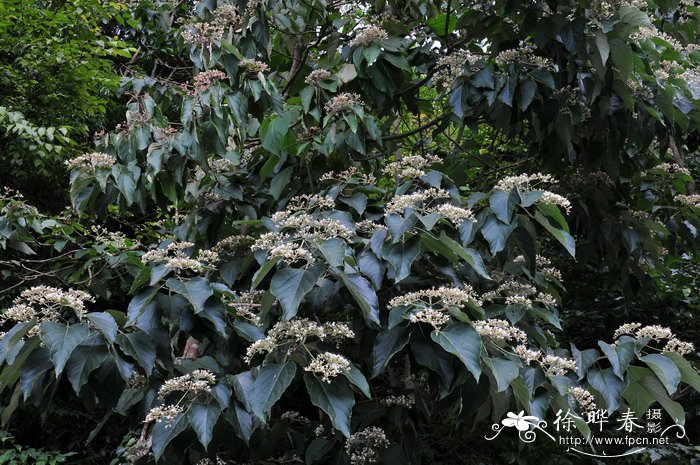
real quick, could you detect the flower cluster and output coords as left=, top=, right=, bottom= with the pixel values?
left=495, top=45, right=554, bottom=69
left=90, top=225, right=138, bottom=250
left=239, top=59, right=270, bottom=74
left=196, top=458, right=227, bottom=465
left=434, top=49, right=479, bottom=85
left=675, top=194, right=700, bottom=208
left=65, top=152, right=116, bottom=171
left=349, top=26, right=388, bottom=47
left=182, top=21, right=225, bottom=45
left=541, top=354, right=577, bottom=376
left=228, top=290, right=264, bottom=325
left=305, top=69, right=331, bottom=85
left=212, top=234, right=254, bottom=253
left=386, top=188, right=451, bottom=215
left=384, top=153, right=441, bottom=179
left=320, top=166, right=377, bottom=184
left=473, top=319, right=527, bottom=343
left=567, top=386, right=597, bottom=412
left=355, top=220, right=387, bottom=233
left=613, top=323, right=695, bottom=355
left=482, top=280, right=557, bottom=309
left=381, top=394, right=415, bottom=408
left=1, top=286, right=95, bottom=327
left=324, top=93, right=363, bottom=114
left=345, top=427, right=390, bottom=465
left=391, top=286, right=482, bottom=330
left=514, top=345, right=542, bottom=364
left=144, top=404, right=183, bottom=425
left=192, top=70, right=227, bottom=94
left=280, top=410, right=311, bottom=425
left=654, top=163, right=691, bottom=176
left=494, top=173, right=556, bottom=191
left=304, top=352, right=351, bottom=382
left=141, top=242, right=218, bottom=273
left=245, top=319, right=354, bottom=362
left=158, top=370, right=217, bottom=398
left=513, top=255, right=562, bottom=281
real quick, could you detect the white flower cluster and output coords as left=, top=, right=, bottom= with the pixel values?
left=513, top=255, right=562, bottom=281
left=305, top=69, right=331, bottom=85
left=539, top=191, right=572, bottom=213
left=228, top=290, right=264, bottom=325
left=392, top=286, right=482, bottom=330
left=675, top=194, right=700, bottom=208
left=381, top=394, right=415, bottom=408
left=654, top=163, right=691, bottom=176
left=245, top=319, right=354, bottom=363
left=345, top=427, right=390, bottom=465
left=434, top=203, right=476, bottom=226
left=631, top=27, right=684, bottom=51
left=196, top=457, right=227, bottom=465
left=65, top=152, right=116, bottom=171
left=280, top=410, right=311, bottom=425
left=287, top=194, right=336, bottom=211
left=613, top=323, right=694, bottom=355
left=384, top=153, right=441, bottom=180
left=385, top=188, right=451, bottom=215
left=1, top=286, right=95, bottom=328
left=541, top=354, right=577, bottom=376
left=268, top=241, right=316, bottom=265
left=495, top=45, right=554, bottom=69
left=494, top=173, right=557, bottom=191
left=182, top=21, right=225, bottom=45
left=473, top=319, right=527, bottom=343
left=158, top=370, right=217, bottom=398
left=325, top=93, right=363, bottom=114
left=304, top=352, right=351, bottom=382
left=349, top=26, right=388, bottom=47
left=212, top=234, right=254, bottom=253
left=355, top=220, right=387, bottom=233
left=144, top=404, right=184, bottom=425
left=91, top=225, right=138, bottom=250
left=513, top=345, right=542, bottom=364
left=390, top=285, right=482, bottom=308
left=320, top=166, right=376, bottom=184
left=434, top=49, right=479, bottom=85
left=482, top=280, right=557, bottom=309
left=141, top=242, right=218, bottom=273
left=567, top=386, right=597, bottom=412
left=192, top=70, right=227, bottom=93
left=239, top=59, right=270, bottom=74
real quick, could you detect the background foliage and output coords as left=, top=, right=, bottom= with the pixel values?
left=0, top=0, right=699, bottom=463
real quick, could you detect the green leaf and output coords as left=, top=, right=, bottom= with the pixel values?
left=571, top=344, right=599, bottom=381
left=270, top=265, right=322, bottom=320
left=431, top=323, right=482, bottom=380
left=304, top=373, right=355, bottom=437
left=609, top=39, right=634, bottom=81
left=86, top=313, right=118, bottom=344
left=344, top=363, right=371, bottom=398
left=438, top=232, right=490, bottom=279
left=480, top=215, right=517, bottom=255
left=188, top=402, right=222, bottom=448
left=40, top=322, right=90, bottom=376
left=638, top=374, right=685, bottom=425
left=588, top=367, right=625, bottom=412
left=252, top=256, right=281, bottom=289
left=486, top=357, right=519, bottom=392
left=337, top=272, right=380, bottom=325
left=250, top=363, right=297, bottom=420
left=166, top=277, right=213, bottom=313
left=151, top=413, right=188, bottom=460
left=640, top=354, right=681, bottom=396
left=270, top=166, right=293, bottom=200
left=261, top=112, right=291, bottom=154
left=117, top=330, right=157, bottom=376
left=65, top=342, right=109, bottom=394
left=664, top=352, right=700, bottom=391
left=426, top=14, right=457, bottom=35
left=534, top=210, right=575, bottom=257
left=622, top=378, right=655, bottom=419
left=383, top=236, right=420, bottom=283
left=598, top=340, right=634, bottom=379
left=371, top=327, right=410, bottom=378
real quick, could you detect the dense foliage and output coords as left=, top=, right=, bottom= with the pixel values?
left=1, top=0, right=699, bottom=463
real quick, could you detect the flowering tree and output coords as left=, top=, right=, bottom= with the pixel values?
left=1, top=0, right=699, bottom=462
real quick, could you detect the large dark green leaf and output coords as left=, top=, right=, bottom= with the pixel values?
left=65, top=340, right=109, bottom=394
left=430, top=324, right=482, bottom=380
left=588, top=367, right=625, bottom=412
left=250, top=363, right=297, bottom=420
left=151, top=413, right=188, bottom=460
left=189, top=402, right=222, bottom=449
left=116, top=330, right=157, bottom=376
left=40, top=322, right=90, bottom=376
left=270, top=265, right=322, bottom=320
left=371, top=327, right=410, bottom=378
left=304, top=373, right=355, bottom=437
left=640, top=354, right=681, bottom=396
left=166, top=277, right=213, bottom=313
